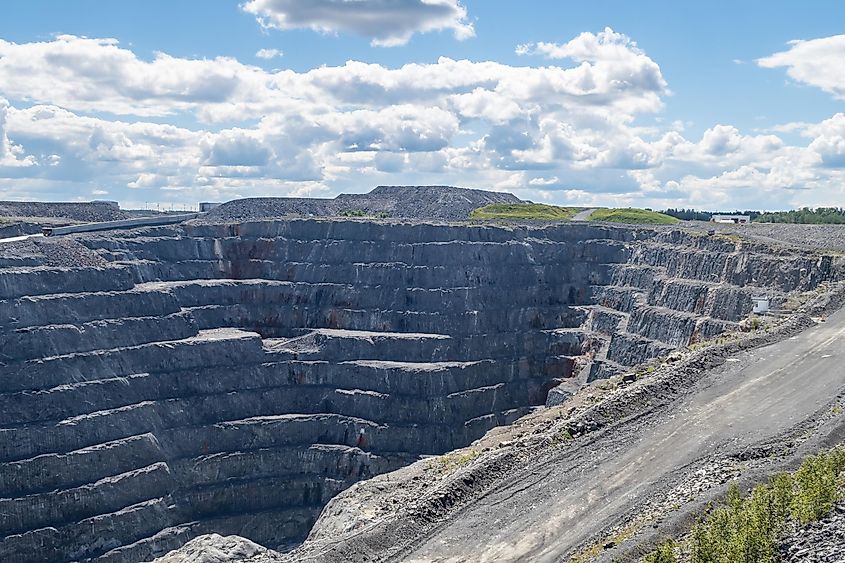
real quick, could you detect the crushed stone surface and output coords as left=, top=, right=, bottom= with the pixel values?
left=780, top=503, right=845, bottom=563
left=682, top=221, right=845, bottom=252
left=0, top=201, right=128, bottom=222
left=201, top=185, right=520, bottom=222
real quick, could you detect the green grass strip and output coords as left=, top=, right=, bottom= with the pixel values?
left=589, top=208, right=680, bottom=225
left=468, top=203, right=577, bottom=220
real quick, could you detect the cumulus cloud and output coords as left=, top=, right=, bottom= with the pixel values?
left=0, top=36, right=270, bottom=117
left=241, top=0, right=474, bottom=47
left=699, top=125, right=743, bottom=156
left=1, top=29, right=844, bottom=210
left=328, top=105, right=459, bottom=152
left=0, top=34, right=665, bottom=121
left=202, top=130, right=273, bottom=166
left=758, top=34, right=845, bottom=99
left=0, top=99, right=8, bottom=159
left=516, top=28, right=666, bottom=94
left=0, top=98, right=35, bottom=167
left=255, top=48, right=283, bottom=59
left=806, top=113, right=845, bottom=168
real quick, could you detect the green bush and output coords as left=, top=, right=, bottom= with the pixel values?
left=644, top=539, right=676, bottom=562
left=338, top=209, right=389, bottom=219
left=791, top=450, right=845, bottom=524
left=683, top=448, right=845, bottom=563
left=339, top=209, right=368, bottom=217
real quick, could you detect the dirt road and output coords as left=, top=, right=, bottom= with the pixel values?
left=398, top=308, right=845, bottom=562
left=570, top=209, right=595, bottom=221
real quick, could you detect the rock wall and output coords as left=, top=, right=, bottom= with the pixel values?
left=0, top=219, right=838, bottom=562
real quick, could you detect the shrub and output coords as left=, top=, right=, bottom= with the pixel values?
left=742, top=315, right=762, bottom=331
left=338, top=209, right=389, bottom=219
left=644, top=539, right=676, bottom=563
left=684, top=447, right=845, bottom=563
left=434, top=449, right=480, bottom=473
left=791, top=451, right=843, bottom=524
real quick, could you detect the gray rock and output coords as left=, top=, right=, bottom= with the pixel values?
left=203, top=185, right=521, bottom=222
left=151, top=534, right=269, bottom=563
left=0, top=217, right=840, bottom=562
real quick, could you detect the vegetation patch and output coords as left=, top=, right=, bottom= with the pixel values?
left=338, top=209, right=389, bottom=219
left=433, top=449, right=481, bottom=474
left=643, top=446, right=845, bottom=563
left=589, top=208, right=680, bottom=225
left=756, top=207, right=845, bottom=224
left=469, top=203, right=577, bottom=221
left=661, top=207, right=845, bottom=224
left=552, top=428, right=574, bottom=444
left=740, top=315, right=764, bottom=332
left=571, top=520, right=644, bottom=563
left=644, top=540, right=676, bottom=563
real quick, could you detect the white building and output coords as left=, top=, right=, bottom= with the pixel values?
left=711, top=214, right=750, bottom=224
left=752, top=296, right=770, bottom=314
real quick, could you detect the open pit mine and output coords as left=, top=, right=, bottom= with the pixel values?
left=0, top=187, right=843, bottom=563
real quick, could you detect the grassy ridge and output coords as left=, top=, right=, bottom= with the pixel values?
left=589, top=208, right=680, bottom=225
left=468, top=203, right=577, bottom=220
left=645, top=446, right=845, bottom=563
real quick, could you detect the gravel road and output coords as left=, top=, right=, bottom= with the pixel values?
left=571, top=208, right=596, bottom=221
left=392, top=306, right=845, bottom=561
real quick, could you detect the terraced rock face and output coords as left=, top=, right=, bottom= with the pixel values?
left=0, top=219, right=838, bottom=563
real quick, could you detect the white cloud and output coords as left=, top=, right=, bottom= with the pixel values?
left=0, top=98, right=9, bottom=160
left=448, top=88, right=522, bottom=124
left=328, top=105, right=459, bottom=152
left=699, top=125, right=743, bottom=156
left=241, top=0, right=474, bottom=47
left=1, top=30, right=843, bottom=210
left=529, top=176, right=560, bottom=186
left=201, top=129, right=273, bottom=166
left=0, top=36, right=272, bottom=117
left=0, top=98, right=35, bottom=168
left=758, top=34, right=845, bottom=100
left=255, top=48, right=283, bottom=59
left=806, top=113, right=845, bottom=168
left=0, top=34, right=666, bottom=122
left=515, top=29, right=666, bottom=113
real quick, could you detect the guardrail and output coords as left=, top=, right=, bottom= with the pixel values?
left=42, top=213, right=201, bottom=236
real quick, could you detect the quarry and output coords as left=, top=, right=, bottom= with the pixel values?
left=1, top=187, right=844, bottom=563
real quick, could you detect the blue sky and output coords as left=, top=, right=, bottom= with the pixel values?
left=0, top=1, right=844, bottom=210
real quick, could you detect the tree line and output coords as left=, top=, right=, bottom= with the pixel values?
left=660, top=207, right=845, bottom=224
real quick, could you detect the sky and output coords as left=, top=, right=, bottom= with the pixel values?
left=0, top=1, right=844, bottom=210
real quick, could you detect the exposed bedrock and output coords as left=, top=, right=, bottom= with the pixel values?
left=0, top=219, right=839, bottom=562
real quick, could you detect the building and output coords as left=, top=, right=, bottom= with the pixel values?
left=91, top=200, right=120, bottom=209
left=711, top=214, right=750, bottom=224
left=199, top=202, right=223, bottom=212
left=752, top=296, right=770, bottom=314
